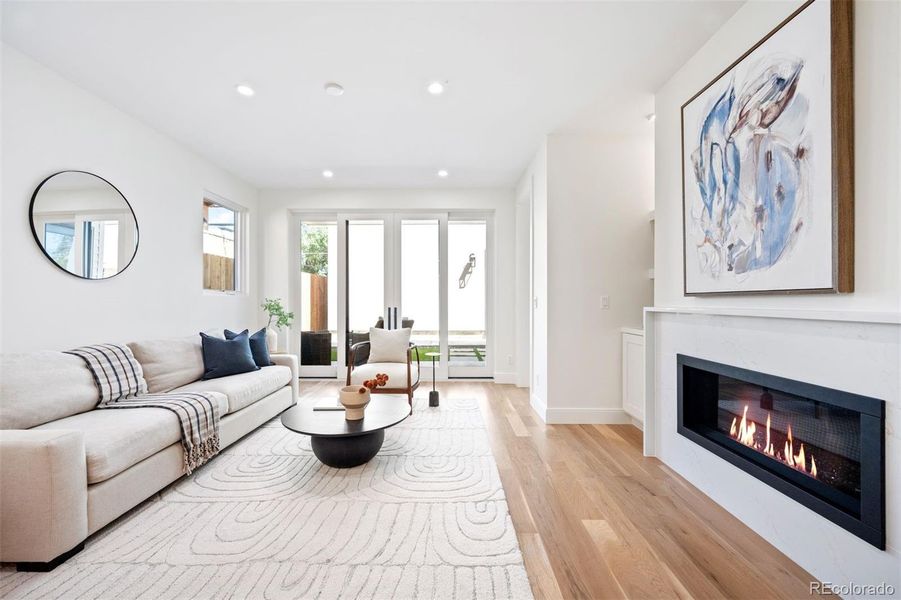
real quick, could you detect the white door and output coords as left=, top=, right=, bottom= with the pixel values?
left=446, top=216, right=493, bottom=378
left=293, top=215, right=339, bottom=378
left=395, top=214, right=448, bottom=380
left=293, top=211, right=492, bottom=381
left=393, top=213, right=493, bottom=379
left=342, top=214, right=392, bottom=371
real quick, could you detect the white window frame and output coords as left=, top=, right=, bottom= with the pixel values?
left=35, top=209, right=132, bottom=278
left=202, top=192, right=248, bottom=295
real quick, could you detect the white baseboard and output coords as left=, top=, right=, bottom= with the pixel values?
left=530, top=394, right=548, bottom=423
left=493, top=371, right=516, bottom=384
left=544, top=407, right=632, bottom=424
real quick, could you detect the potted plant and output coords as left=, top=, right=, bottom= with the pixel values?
left=261, top=297, right=294, bottom=353
left=339, top=374, right=388, bottom=420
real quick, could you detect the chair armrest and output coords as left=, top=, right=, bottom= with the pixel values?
left=270, top=354, right=299, bottom=402
left=0, top=429, right=88, bottom=563
left=408, top=344, right=421, bottom=384
left=349, top=341, right=371, bottom=357
left=347, top=341, right=371, bottom=384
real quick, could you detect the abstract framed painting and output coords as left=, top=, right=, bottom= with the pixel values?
left=681, top=0, right=853, bottom=296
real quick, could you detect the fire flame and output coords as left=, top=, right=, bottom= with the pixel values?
left=729, top=406, right=817, bottom=479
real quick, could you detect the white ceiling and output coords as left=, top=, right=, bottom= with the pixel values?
left=2, top=1, right=742, bottom=189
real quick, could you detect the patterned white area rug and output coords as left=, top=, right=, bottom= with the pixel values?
left=0, top=397, right=533, bottom=600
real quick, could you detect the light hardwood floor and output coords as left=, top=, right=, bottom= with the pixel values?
left=299, top=380, right=815, bottom=599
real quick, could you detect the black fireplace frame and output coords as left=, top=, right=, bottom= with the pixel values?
left=677, top=354, right=885, bottom=550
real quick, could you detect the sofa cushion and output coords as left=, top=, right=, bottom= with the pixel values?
left=368, top=327, right=411, bottom=363
left=34, top=392, right=228, bottom=484
left=350, top=362, right=419, bottom=388
left=127, top=336, right=204, bottom=393
left=170, top=365, right=291, bottom=414
left=200, top=331, right=259, bottom=380
left=225, top=328, right=273, bottom=368
left=0, top=352, right=100, bottom=429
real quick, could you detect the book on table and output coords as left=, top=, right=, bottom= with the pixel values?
left=312, top=398, right=344, bottom=411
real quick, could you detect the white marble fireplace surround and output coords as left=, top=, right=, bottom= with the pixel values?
left=643, top=307, right=900, bottom=594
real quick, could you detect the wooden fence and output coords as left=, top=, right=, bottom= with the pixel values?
left=308, top=273, right=328, bottom=330
left=203, top=254, right=235, bottom=291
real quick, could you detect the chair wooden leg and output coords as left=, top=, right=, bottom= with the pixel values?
left=408, top=389, right=413, bottom=412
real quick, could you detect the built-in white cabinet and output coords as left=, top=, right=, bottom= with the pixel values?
left=621, top=328, right=645, bottom=425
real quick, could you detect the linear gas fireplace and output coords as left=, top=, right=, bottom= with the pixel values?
left=677, top=354, right=885, bottom=549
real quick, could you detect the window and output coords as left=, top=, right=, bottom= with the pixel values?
left=44, top=221, right=76, bottom=272
left=203, top=199, right=239, bottom=291
left=40, top=217, right=125, bottom=278
left=84, top=220, right=120, bottom=278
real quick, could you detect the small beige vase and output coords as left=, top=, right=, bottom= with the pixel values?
left=339, top=385, right=370, bottom=421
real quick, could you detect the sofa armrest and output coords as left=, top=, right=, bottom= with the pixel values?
left=270, top=354, right=299, bottom=402
left=0, top=429, right=88, bottom=563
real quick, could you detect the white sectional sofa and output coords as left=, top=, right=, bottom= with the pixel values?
left=0, top=335, right=297, bottom=570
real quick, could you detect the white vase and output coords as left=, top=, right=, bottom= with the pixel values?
left=339, top=385, right=370, bottom=421
left=266, top=328, right=279, bottom=353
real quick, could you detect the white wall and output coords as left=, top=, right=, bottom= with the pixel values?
left=654, top=0, right=901, bottom=312
left=547, top=133, right=654, bottom=422
left=0, top=46, right=260, bottom=351
left=518, top=133, right=654, bottom=423
left=33, top=187, right=129, bottom=213
left=257, top=188, right=517, bottom=381
left=514, top=189, right=531, bottom=388
left=516, top=143, right=548, bottom=409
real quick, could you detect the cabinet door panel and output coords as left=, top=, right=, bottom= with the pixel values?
left=622, top=334, right=645, bottom=420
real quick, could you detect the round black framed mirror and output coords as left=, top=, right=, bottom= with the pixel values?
left=29, top=170, right=139, bottom=280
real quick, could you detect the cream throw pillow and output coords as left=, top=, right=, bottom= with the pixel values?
left=368, top=327, right=411, bottom=363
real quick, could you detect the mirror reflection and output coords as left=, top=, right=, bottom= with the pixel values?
left=30, top=171, right=138, bottom=279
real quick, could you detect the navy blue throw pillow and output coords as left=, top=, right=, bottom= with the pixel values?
left=224, top=328, right=273, bottom=367
left=199, top=331, right=260, bottom=380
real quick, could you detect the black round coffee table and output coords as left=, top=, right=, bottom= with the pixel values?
left=280, top=395, right=411, bottom=468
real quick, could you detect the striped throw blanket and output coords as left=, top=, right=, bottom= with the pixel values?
left=65, top=343, right=221, bottom=474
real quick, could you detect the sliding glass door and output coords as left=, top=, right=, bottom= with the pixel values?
left=399, top=218, right=442, bottom=356
left=447, top=218, right=491, bottom=377
left=342, top=214, right=443, bottom=374
left=296, top=218, right=338, bottom=378
left=293, top=211, right=491, bottom=380
left=345, top=217, right=388, bottom=365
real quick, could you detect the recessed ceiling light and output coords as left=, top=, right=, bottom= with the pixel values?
left=646, top=113, right=656, bottom=123
left=322, top=170, right=334, bottom=179
left=324, top=82, right=345, bottom=97
left=437, top=169, right=449, bottom=178
left=235, top=84, right=255, bottom=97
left=427, top=81, right=446, bottom=95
